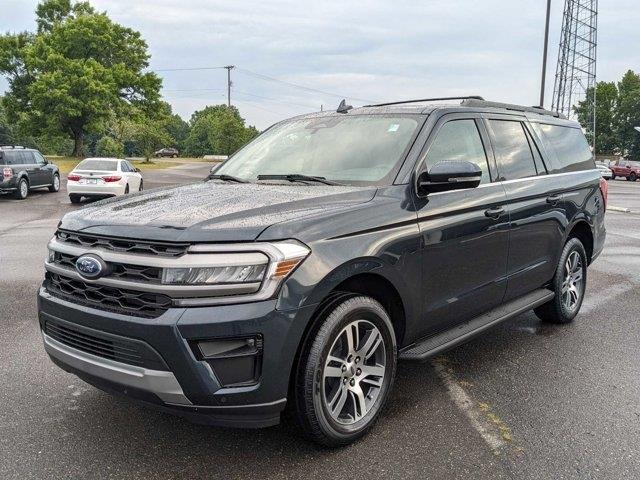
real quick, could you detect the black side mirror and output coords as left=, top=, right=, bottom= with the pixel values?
left=417, top=161, right=482, bottom=195
left=135, top=168, right=141, bottom=173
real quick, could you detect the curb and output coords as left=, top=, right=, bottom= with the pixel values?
left=608, top=206, right=632, bottom=213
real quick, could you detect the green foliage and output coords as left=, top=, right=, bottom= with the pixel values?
left=131, top=118, right=172, bottom=160
left=576, top=81, right=619, bottom=154
left=184, top=104, right=258, bottom=156
left=0, top=98, right=14, bottom=144
left=0, top=0, right=162, bottom=156
left=95, top=135, right=124, bottom=157
left=575, top=70, right=640, bottom=158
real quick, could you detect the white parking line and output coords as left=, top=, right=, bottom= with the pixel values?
left=432, top=360, right=506, bottom=452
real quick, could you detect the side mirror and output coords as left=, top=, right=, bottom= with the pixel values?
left=417, top=161, right=482, bottom=195
left=135, top=168, right=141, bottom=173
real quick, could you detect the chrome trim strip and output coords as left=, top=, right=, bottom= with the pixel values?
left=49, top=237, right=269, bottom=268
left=44, top=262, right=261, bottom=298
left=43, top=333, right=191, bottom=405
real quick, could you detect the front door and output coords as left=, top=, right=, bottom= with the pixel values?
left=413, top=114, right=510, bottom=337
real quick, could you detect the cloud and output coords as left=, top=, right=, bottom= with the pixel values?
left=2, top=0, right=639, bottom=129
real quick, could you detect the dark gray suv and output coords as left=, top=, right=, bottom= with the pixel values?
left=38, top=97, right=606, bottom=446
left=0, top=146, right=60, bottom=199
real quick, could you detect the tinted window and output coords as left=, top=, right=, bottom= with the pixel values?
left=33, top=151, right=47, bottom=165
left=120, top=161, right=129, bottom=172
left=75, top=159, right=118, bottom=171
left=2, top=151, right=18, bottom=165
left=531, top=123, right=594, bottom=173
left=19, top=151, right=35, bottom=165
left=524, top=125, right=547, bottom=175
left=488, top=120, right=537, bottom=181
left=423, top=119, right=490, bottom=183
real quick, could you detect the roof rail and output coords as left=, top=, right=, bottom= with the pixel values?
left=364, top=96, right=485, bottom=108
left=0, top=145, right=26, bottom=149
left=460, top=98, right=566, bottom=119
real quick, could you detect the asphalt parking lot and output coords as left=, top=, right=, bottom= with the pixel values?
left=1, top=170, right=639, bottom=479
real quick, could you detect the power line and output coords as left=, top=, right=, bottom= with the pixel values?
left=236, top=67, right=376, bottom=104
left=154, top=66, right=227, bottom=72
left=162, top=88, right=318, bottom=110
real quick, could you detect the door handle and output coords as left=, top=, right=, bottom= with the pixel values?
left=546, top=194, right=562, bottom=205
left=484, top=206, right=505, bottom=219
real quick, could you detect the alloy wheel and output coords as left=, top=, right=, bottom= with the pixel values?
left=20, top=181, right=28, bottom=198
left=562, top=251, right=583, bottom=312
left=322, top=319, right=386, bottom=425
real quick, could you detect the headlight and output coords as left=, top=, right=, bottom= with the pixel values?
left=163, top=264, right=267, bottom=285
left=165, top=241, right=310, bottom=295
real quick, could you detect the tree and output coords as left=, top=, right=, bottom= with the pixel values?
left=576, top=82, right=619, bottom=154
left=184, top=104, right=259, bottom=157
left=95, top=135, right=123, bottom=157
left=0, top=0, right=162, bottom=156
left=131, top=118, right=172, bottom=161
left=615, top=70, right=640, bottom=159
left=0, top=98, right=15, bottom=144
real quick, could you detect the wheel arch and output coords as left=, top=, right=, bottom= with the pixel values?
left=565, top=219, right=594, bottom=264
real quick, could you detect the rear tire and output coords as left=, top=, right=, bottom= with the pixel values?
left=534, top=238, right=587, bottom=324
left=69, top=194, right=81, bottom=204
left=14, top=178, right=28, bottom=200
left=124, top=184, right=129, bottom=195
left=294, top=295, right=397, bottom=447
left=48, top=173, right=60, bottom=192
left=610, top=174, right=615, bottom=180
left=630, top=173, right=637, bottom=182
left=139, top=180, right=143, bottom=191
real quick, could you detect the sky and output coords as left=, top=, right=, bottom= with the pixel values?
left=1, top=0, right=639, bottom=130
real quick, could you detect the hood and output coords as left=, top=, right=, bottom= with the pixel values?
left=59, top=181, right=376, bottom=242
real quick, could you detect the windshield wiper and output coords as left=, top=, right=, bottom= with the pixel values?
left=257, top=174, right=342, bottom=186
left=206, top=174, right=249, bottom=183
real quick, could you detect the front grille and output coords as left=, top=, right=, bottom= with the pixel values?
left=45, top=272, right=172, bottom=318
left=43, top=318, right=167, bottom=370
left=53, top=252, right=162, bottom=284
left=56, top=230, right=189, bottom=257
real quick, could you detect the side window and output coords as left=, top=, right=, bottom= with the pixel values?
left=120, top=162, right=129, bottom=172
left=423, top=119, right=490, bottom=183
left=33, top=152, right=47, bottom=165
left=21, top=151, right=36, bottom=165
left=523, top=125, right=547, bottom=175
left=488, top=120, right=537, bottom=181
left=531, top=123, right=594, bottom=173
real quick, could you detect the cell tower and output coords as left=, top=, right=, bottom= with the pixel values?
left=551, top=0, right=598, bottom=147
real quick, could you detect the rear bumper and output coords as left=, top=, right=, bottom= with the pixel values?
left=38, top=286, right=316, bottom=428
left=67, top=182, right=125, bottom=196
left=0, top=178, right=18, bottom=192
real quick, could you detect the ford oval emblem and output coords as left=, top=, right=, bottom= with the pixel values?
left=75, top=255, right=105, bottom=279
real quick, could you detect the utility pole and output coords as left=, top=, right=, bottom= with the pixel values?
left=540, top=0, right=552, bottom=107
left=224, top=65, right=235, bottom=107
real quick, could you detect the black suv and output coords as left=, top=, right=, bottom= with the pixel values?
left=154, top=147, right=179, bottom=158
left=38, top=97, right=606, bottom=446
left=0, top=146, right=60, bottom=199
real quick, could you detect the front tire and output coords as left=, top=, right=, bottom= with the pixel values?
left=630, top=173, right=637, bottom=182
left=534, top=238, right=587, bottom=324
left=139, top=180, right=143, bottom=191
left=124, top=184, right=129, bottom=195
left=294, top=295, right=397, bottom=447
left=48, top=173, right=60, bottom=192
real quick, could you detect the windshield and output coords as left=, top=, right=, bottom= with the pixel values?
left=76, top=159, right=118, bottom=171
left=215, top=115, right=421, bottom=185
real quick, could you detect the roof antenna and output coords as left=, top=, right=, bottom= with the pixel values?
left=336, top=99, right=353, bottom=114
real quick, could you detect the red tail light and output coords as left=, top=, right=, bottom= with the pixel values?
left=2, top=167, right=13, bottom=179
left=599, top=177, right=608, bottom=211
left=102, top=176, right=122, bottom=183
left=67, top=174, right=81, bottom=182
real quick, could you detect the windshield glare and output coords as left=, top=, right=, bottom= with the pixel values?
left=215, top=115, right=420, bottom=185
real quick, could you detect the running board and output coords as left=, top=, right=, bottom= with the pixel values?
left=399, top=288, right=554, bottom=362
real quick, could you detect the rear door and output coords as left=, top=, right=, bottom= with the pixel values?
left=414, top=113, right=509, bottom=336
left=484, top=116, right=564, bottom=301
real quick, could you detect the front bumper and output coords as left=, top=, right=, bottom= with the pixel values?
left=38, top=287, right=316, bottom=428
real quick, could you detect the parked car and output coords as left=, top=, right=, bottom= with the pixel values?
left=610, top=159, right=640, bottom=181
left=39, top=97, right=606, bottom=446
left=154, top=147, right=179, bottom=158
left=595, top=161, right=613, bottom=180
left=0, top=146, right=60, bottom=199
left=66, top=158, right=143, bottom=203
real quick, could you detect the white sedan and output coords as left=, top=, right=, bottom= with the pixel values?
left=67, top=158, right=143, bottom=204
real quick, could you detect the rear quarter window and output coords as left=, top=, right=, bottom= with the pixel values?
left=531, top=123, right=595, bottom=173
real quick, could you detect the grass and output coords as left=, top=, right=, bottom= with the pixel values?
left=46, top=156, right=194, bottom=174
